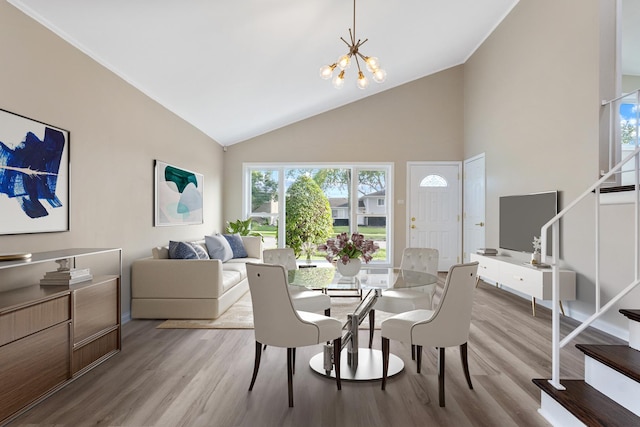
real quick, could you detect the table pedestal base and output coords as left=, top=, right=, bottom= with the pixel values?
left=309, top=348, right=404, bottom=381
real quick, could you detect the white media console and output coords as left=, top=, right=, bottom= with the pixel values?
left=470, top=253, right=576, bottom=316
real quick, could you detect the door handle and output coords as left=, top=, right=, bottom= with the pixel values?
left=475, top=222, right=484, bottom=227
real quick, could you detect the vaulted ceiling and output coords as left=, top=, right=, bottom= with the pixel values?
left=11, top=1, right=636, bottom=147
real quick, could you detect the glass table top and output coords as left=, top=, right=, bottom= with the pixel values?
left=287, top=267, right=438, bottom=291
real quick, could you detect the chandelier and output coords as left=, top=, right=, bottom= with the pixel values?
left=319, top=0, right=386, bottom=89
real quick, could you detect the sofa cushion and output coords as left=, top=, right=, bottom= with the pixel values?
left=221, top=270, right=243, bottom=293
left=152, top=246, right=170, bottom=259
left=169, top=241, right=199, bottom=259
left=223, top=233, right=248, bottom=258
left=205, top=234, right=233, bottom=262
left=223, top=262, right=248, bottom=280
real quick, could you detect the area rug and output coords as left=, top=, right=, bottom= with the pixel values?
left=156, top=291, right=393, bottom=330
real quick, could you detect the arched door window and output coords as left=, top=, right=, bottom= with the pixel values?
left=420, top=174, right=448, bottom=187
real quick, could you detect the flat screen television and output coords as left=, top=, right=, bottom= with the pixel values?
left=499, top=191, right=558, bottom=254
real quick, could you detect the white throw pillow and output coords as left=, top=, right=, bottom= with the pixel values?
left=205, top=234, right=233, bottom=262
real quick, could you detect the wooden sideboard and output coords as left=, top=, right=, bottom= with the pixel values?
left=0, top=249, right=121, bottom=426
left=470, top=253, right=576, bottom=316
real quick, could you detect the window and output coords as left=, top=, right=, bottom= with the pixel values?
left=420, top=174, right=448, bottom=187
left=618, top=96, right=639, bottom=186
left=244, top=163, right=393, bottom=266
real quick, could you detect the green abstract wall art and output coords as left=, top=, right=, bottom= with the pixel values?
left=154, top=160, right=203, bottom=226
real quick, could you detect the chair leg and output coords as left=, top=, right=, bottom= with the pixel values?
left=249, top=341, right=262, bottom=391
left=438, top=347, right=446, bottom=407
left=381, top=337, right=389, bottom=390
left=411, top=344, right=415, bottom=360
left=369, top=309, right=375, bottom=348
left=292, top=348, right=296, bottom=375
left=460, top=342, right=473, bottom=390
left=416, top=345, right=422, bottom=374
left=325, top=308, right=331, bottom=316
left=287, top=348, right=294, bottom=407
left=333, top=337, right=342, bottom=391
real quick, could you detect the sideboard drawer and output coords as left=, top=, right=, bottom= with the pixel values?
left=0, top=295, right=71, bottom=347
left=0, top=321, right=70, bottom=422
left=475, top=257, right=501, bottom=281
left=500, top=263, right=544, bottom=299
left=73, top=278, right=118, bottom=344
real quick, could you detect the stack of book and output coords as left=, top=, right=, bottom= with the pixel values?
left=476, top=248, right=498, bottom=255
left=40, top=268, right=93, bottom=285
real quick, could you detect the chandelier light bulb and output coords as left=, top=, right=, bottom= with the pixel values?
left=320, top=64, right=337, bottom=80
left=337, top=54, right=351, bottom=70
left=365, top=56, right=380, bottom=72
left=372, top=68, right=387, bottom=83
left=319, top=0, right=386, bottom=89
left=357, top=71, right=369, bottom=90
left=333, top=70, right=346, bottom=89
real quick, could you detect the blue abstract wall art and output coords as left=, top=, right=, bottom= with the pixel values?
left=155, top=161, right=203, bottom=226
left=0, top=110, right=69, bottom=235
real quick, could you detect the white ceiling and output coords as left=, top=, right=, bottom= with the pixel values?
left=11, top=0, right=635, bottom=146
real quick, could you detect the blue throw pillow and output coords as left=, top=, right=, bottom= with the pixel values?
left=223, top=233, right=248, bottom=258
left=169, top=241, right=199, bottom=260
left=205, top=234, right=233, bottom=262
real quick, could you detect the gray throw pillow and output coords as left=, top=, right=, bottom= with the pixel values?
left=223, top=233, right=248, bottom=258
left=205, top=234, right=233, bottom=262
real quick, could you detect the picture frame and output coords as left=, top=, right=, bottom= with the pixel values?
left=0, top=109, right=70, bottom=235
left=154, top=160, right=204, bottom=226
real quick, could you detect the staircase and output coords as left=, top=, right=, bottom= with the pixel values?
left=533, top=90, right=640, bottom=426
left=533, top=309, right=640, bottom=426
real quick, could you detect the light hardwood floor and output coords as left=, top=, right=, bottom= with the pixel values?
left=9, top=280, right=624, bottom=427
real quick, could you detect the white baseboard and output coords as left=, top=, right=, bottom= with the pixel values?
left=121, top=311, right=131, bottom=324
left=487, top=283, right=630, bottom=342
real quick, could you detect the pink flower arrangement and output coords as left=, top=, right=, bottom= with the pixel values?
left=318, top=232, right=379, bottom=265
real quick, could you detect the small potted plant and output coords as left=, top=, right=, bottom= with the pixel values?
left=318, top=232, right=379, bottom=276
left=531, top=236, right=541, bottom=265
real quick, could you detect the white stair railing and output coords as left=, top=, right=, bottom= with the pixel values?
left=542, top=89, right=640, bottom=390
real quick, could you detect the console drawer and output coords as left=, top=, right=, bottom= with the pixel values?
left=0, top=295, right=71, bottom=347
left=0, top=321, right=70, bottom=421
left=475, top=256, right=501, bottom=282
left=500, top=263, right=544, bottom=299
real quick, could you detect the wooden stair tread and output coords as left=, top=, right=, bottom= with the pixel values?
left=533, top=378, right=640, bottom=427
left=620, top=309, right=640, bottom=322
left=576, top=344, right=640, bottom=383
left=597, top=185, right=637, bottom=194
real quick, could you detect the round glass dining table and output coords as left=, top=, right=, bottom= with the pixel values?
left=289, top=266, right=438, bottom=381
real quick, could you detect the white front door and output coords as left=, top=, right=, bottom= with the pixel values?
left=407, top=162, right=461, bottom=271
left=463, top=154, right=486, bottom=262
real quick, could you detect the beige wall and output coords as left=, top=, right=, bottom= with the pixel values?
left=0, top=2, right=225, bottom=319
left=465, top=0, right=637, bottom=335
left=223, top=66, right=465, bottom=266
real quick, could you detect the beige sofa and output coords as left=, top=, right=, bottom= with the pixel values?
left=131, top=236, right=262, bottom=319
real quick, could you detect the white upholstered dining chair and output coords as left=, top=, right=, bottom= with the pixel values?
left=263, top=248, right=332, bottom=316
left=380, top=261, right=479, bottom=407
left=368, top=248, right=439, bottom=349
left=246, top=263, right=342, bottom=407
